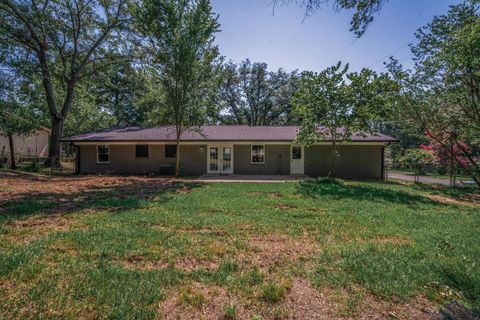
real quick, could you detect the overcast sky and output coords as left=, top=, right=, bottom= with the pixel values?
left=211, top=0, right=460, bottom=73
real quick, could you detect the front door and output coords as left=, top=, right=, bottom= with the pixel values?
left=208, top=144, right=233, bottom=174
left=290, top=145, right=304, bottom=175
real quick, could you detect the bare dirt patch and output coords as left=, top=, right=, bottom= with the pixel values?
left=357, top=294, right=438, bottom=320
left=0, top=171, right=188, bottom=215
left=174, top=257, right=220, bottom=272
left=283, top=278, right=338, bottom=319
left=158, top=282, right=249, bottom=320
left=283, top=279, right=438, bottom=320
left=245, top=234, right=320, bottom=271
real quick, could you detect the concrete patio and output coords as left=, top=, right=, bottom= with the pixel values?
left=195, top=174, right=311, bottom=183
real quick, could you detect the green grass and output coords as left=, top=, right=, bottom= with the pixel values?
left=1, top=178, right=479, bottom=318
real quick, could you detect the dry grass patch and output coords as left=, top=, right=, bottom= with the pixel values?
left=158, top=282, right=248, bottom=320
left=283, top=278, right=338, bottom=319
left=120, top=255, right=170, bottom=271
left=174, top=257, right=220, bottom=272
left=152, top=224, right=227, bottom=236
left=2, top=215, right=76, bottom=245
left=426, top=194, right=480, bottom=207
left=282, top=280, right=438, bottom=320
left=244, top=234, right=320, bottom=271
left=356, top=294, right=438, bottom=320
left=0, top=171, right=179, bottom=214
left=249, top=191, right=282, bottom=199
left=274, top=204, right=297, bottom=211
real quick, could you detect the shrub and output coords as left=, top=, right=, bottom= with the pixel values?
left=315, top=177, right=345, bottom=185
left=24, top=161, right=41, bottom=172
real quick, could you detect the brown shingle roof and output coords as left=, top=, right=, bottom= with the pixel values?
left=62, top=125, right=398, bottom=143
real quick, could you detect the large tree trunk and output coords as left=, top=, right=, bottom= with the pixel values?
left=328, top=142, right=338, bottom=180
left=45, top=116, right=64, bottom=168
left=8, top=134, right=17, bottom=170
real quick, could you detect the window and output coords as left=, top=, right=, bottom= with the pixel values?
left=97, top=145, right=109, bottom=163
left=165, top=145, right=177, bottom=158
left=136, top=145, right=149, bottom=158
left=292, top=146, right=302, bottom=159
left=251, top=145, right=265, bottom=164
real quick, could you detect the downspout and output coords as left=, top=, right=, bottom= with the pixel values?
left=71, top=142, right=80, bottom=175
left=381, top=142, right=391, bottom=181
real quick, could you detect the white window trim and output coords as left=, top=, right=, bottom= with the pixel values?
left=250, top=144, right=265, bottom=164
left=135, top=144, right=149, bottom=159
left=96, top=144, right=110, bottom=164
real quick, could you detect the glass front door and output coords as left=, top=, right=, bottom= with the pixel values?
left=222, top=147, right=232, bottom=172
left=208, top=145, right=233, bottom=173
left=209, top=147, right=219, bottom=172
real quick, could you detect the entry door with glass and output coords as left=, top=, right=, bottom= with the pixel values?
left=290, top=145, right=304, bottom=175
left=208, top=145, right=233, bottom=174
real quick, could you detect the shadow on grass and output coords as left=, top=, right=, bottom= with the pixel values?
left=407, top=183, right=480, bottom=204
left=296, top=180, right=440, bottom=205
left=0, top=177, right=204, bottom=222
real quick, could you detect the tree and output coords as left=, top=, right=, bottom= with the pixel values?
left=387, top=0, right=480, bottom=186
left=421, top=134, right=472, bottom=186
left=0, top=0, right=131, bottom=167
left=0, top=71, right=39, bottom=169
left=272, top=0, right=386, bottom=37
left=93, top=62, right=152, bottom=127
left=398, top=148, right=436, bottom=180
left=218, top=60, right=298, bottom=125
left=135, top=0, right=220, bottom=176
left=63, top=82, right=117, bottom=137
left=293, top=62, right=395, bottom=179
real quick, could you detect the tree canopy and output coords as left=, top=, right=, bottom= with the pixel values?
left=217, top=60, right=298, bottom=125
left=134, top=0, right=221, bottom=176
left=272, top=0, right=387, bottom=37
left=0, top=0, right=131, bottom=166
left=387, top=0, right=480, bottom=185
left=293, top=62, right=395, bottom=178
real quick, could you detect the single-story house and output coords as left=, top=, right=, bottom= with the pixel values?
left=62, top=125, right=398, bottom=179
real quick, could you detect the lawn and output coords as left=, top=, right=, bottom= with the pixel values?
left=0, top=171, right=479, bottom=319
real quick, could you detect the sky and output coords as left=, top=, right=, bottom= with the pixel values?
left=211, top=0, right=461, bottom=73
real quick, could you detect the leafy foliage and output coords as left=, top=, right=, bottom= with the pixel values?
left=0, top=70, right=44, bottom=168
left=0, top=0, right=131, bottom=166
left=134, top=0, right=221, bottom=176
left=398, top=148, right=436, bottom=175
left=387, top=0, right=480, bottom=185
left=217, top=60, right=298, bottom=125
left=273, top=0, right=387, bottom=37
left=293, top=62, right=395, bottom=178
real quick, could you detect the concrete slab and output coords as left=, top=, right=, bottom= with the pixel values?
left=195, top=174, right=311, bottom=183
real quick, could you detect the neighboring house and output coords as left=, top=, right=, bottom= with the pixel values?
left=0, top=128, right=50, bottom=159
left=62, top=125, right=398, bottom=179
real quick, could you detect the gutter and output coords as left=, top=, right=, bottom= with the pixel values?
left=381, top=142, right=392, bottom=181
